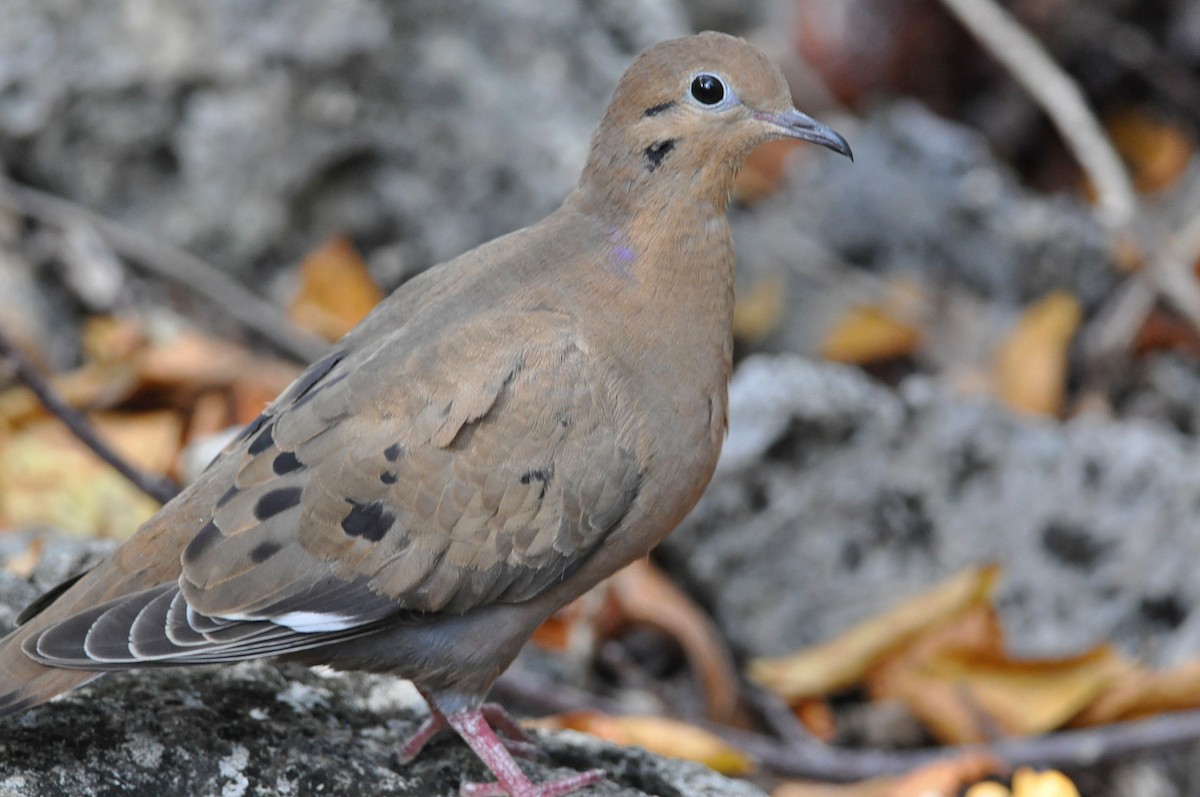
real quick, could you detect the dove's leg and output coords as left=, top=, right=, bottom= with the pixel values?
left=397, top=690, right=542, bottom=764
left=448, top=708, right=606, bottom=797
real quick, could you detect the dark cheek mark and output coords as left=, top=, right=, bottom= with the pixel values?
left=272, top=451, right=303, bottom=475
left=381, top=471, right=398, bottom=485
left=249, top=540, right=282, bottom=563
left=644, top=138, right=676, bottom=172
left=184, top=520, right=222, bottom=564
left=384, top=443, right=404, bottom=462
left=254, top=487, right=303, bottom=521
left=248, top=424, right=276, bottom=455
left=341, top=500, right=395, bottom=543
left=643, top=100, right=675, bottom=117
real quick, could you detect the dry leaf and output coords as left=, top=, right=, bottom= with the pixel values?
left=0, top=362, right=139, bottom=428
left=1108, top=109, right=1194, bottom=195
left=869, top=589, right=1129, bottom=742
left=733, top=276, right=787, bottom=342
left=905, top=645, right=1128, bottom=741
left=965, top=783, right=1013, bottom=797
left=735, top=139, right=803, bottom=204
left=793, top=698, right=837, bottom=742
left=533, top=560, right=740, bottom=723
left=774, top=754, right=1000, bottom=797
left=533, top=712, right=754, bottom=775
left=1073, top=660, right=1200, bottom=725
left=773, top=779, right=899, bottom=797
left=889, top=753, right=1003, bottom=797
left=820, top=305, right=921, bottom=364
left=288, top=236, right=383, bottom=341
left=3, top=538, right=44, bottom=578
left=608, top=559, right=741, bottom=723
left=749, top=566, right=999, bottom=701
left=993, top=292, right=1081, bottom=417
left=0, top=412, right=181, bottom=537
left=1009, top=767, right=1080, bottom=797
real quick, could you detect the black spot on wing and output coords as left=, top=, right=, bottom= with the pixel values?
left=217, top=484, right=239, bottom=508
left=644, top=138, right=676, bottom=172
left=250, top=541, right=282, bottom=563
left=16, top=570, right=88, bottom=625
left=341, top=500, right=394, bottom=543
left=248, top=424, right=275, bottom=455
left=519, top=466, right=553, bottom=500
left=234, top=411, right=270, bottom=443
left=643, top=100, right=676, bottom=117
left=272, top=451, right=303, bottom=475
left=381, top=471, right=398, bottom=485
left=284, top=350, right=345, bottom=406
left=184, top=520, right=222, bottom=564
left=384, top=443, right=403, bottom=462
left=254, top=488, right=303, bottom=521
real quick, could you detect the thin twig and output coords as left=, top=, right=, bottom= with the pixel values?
left=936, top=0, right=1138, bottom=230
left=0, top=326, right=180, bottom=505
left=0, top=177, right=327, bottom=364
left=497, top=667, right=1200, bottom=782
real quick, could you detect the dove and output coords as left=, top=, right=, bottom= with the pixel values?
left=0, top=31, right=850, bottom=797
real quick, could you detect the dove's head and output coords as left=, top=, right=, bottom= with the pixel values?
left=579, top=31, right=851, bottom=213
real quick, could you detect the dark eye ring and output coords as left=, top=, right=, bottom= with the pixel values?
left=690, top=74, right=726, bottom=106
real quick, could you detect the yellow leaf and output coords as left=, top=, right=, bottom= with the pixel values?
left=748, top=566, right=999, bottom=701
left=733, top=276, right=787, bottom=342
left=0, top=412, right=181, bottom=537
left=965, top=784, right=1012, bottom=797
left=1073, top=660, right=1200, bottom=725
left=1010, top=768, right=1080, bottom=797
left=918, top=645, right=1130, bottom=738
left=1108, top=109, right=1194, bottom=195
left=993, top=292, right=1081, bottom=417
left=533, top=712, right=754, bottom=775
left=288, top=236, right=383, bottom=341
left=820, top=305, right=920, bottom=364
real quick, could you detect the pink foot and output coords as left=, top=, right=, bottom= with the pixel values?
left=397, top=700, right=544, bottom=765
left=448, top=708, right=606, bottom=797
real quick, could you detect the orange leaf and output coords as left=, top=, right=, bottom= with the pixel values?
left=733, top=276, right=787, bottom=342
left=993, top=292, right=1080, bottom=417
left=749, top=566, right=999, bottom=701
left=609, top=559, right=741, bottom=723
left=0, top=412, right=181, bottom=537
left=773, top=753, right=1000, bottom=797
left=1073, top=660, right=1200, bottom=725
left=735, top=139, right=803, bottom=204
left=1108, top=108, right=1194, bottom=195
left=534, top=712, right=754, bottom=775
left=1009, top=767, right=1080, bottom=797
left=288, top=236, right=383, bottom=341
left=820, top=305, right=921, bottom=364
left=869, top=597, right=1129, bottom=743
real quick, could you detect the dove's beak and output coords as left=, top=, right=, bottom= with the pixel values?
left=756, top=108, right=853, bottom=161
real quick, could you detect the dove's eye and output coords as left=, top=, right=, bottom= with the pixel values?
left=690, top=74, right=726, bottom=106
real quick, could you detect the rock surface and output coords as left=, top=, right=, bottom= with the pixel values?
left=664, top=355, right=1200, bottom=666
left=0, top=534, right=764, bottom=797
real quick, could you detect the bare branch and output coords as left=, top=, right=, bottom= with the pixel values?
left=0, top=326, right=180, bottom=505
left=0, top=178, right=326, bottom=364
left=937, top=0, right=1138, bottom=230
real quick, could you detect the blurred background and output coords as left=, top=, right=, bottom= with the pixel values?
left=3, top=1, right=1200, bottom=795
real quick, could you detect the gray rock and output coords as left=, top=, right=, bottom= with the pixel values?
left=0, top=0, right=688, bottom=280
left=0, top=535, right=764, bottom=797
left=665, top=355, right=1200, bottom=665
